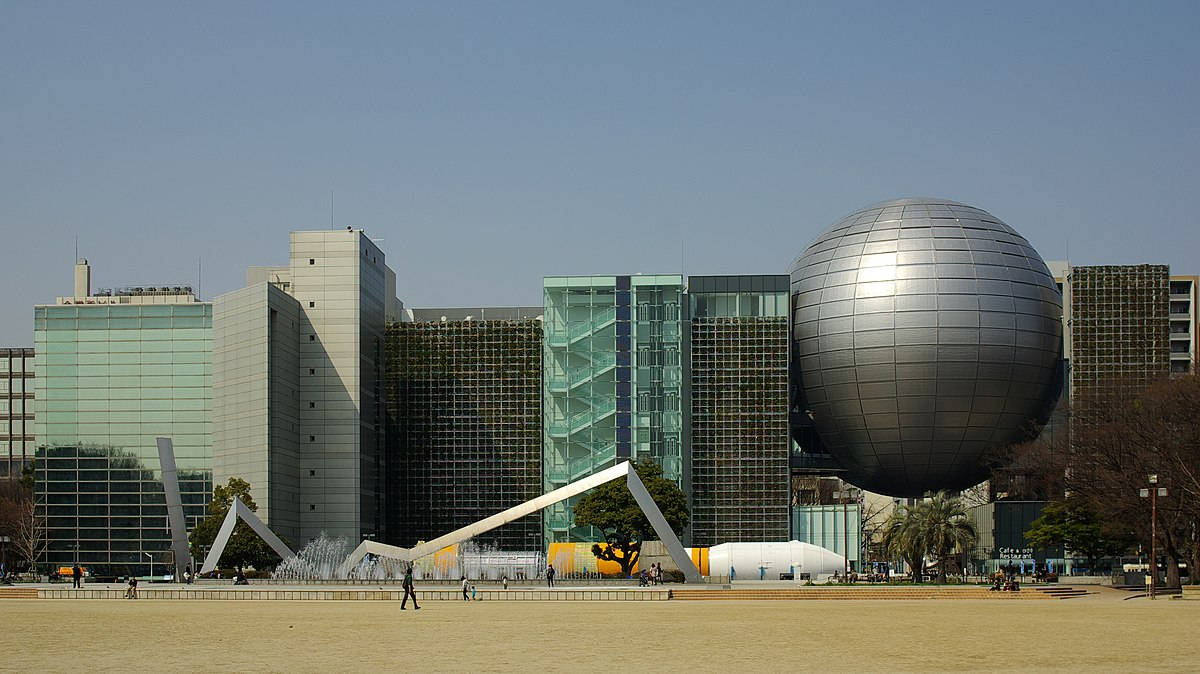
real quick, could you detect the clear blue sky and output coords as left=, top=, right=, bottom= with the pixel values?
left=2, top=1, right=1198, bottom=345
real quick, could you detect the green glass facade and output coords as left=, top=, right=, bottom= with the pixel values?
left=543, top=275, right=683, bottom=543
left=33, top=303, right=213, bottom=573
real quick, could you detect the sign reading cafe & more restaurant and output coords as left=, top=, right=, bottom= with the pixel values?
left=997, top=547, right=1035, bottom=561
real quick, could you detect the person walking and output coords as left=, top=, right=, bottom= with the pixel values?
left=72, top=563, right=82, bottom=589
left=501, top=574, right=509, bottom=591
left=401, top=565, right=420, bottom=610
left=461, top=576, right=470, bottom=601
left=546, top=563, right=555, bottom=588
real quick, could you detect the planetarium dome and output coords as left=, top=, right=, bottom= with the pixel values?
left=790, top=198, right=1062, bottom=497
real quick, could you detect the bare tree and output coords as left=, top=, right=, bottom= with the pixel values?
left=1063, top=376, right=1200, bottom=588
left=12, top=497, right=46, bottom=578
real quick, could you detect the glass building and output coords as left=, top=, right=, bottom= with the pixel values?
left=33, top=262, right=212, bottom=574
left=543, top=275, right=683, bottom=543
left=687, top=275, right=790, bottom=546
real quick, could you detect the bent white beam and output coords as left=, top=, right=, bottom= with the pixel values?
left=337, top=461, right=702, bottom=582
left=198, top=498, right=294, bottom=575
left=156, top=437, right=193, bottom=579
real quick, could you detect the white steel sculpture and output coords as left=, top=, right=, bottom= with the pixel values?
left=156, top=437, right=194, bottom=579
left=338, top=460, right=702, bottom=582
left=198, top=497, right=295, bottom=575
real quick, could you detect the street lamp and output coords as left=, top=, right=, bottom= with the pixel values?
left=1138, top=474, right=1167, bottom=600
left=833, top=486, right=859, bottom=580
left=145, top=552, right=153, bottom=580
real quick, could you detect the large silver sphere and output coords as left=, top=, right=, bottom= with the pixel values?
left=790, top=198, right=1062, bottom=497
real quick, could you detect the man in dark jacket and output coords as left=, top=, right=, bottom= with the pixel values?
left=401, top=565, right=420, bottom=610
left=72, top=564, right=82, bottom=589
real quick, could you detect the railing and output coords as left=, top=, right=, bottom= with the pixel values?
left=545, top=308, right=619, bottom=347
left=567, top=445, right=618, bottom=481
left=569, top=399, right=617, bottom=434
left=568, top=352, right=617, bottom=388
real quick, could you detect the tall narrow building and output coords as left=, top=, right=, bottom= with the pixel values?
left=687, top=275, right=790, bottom=547
left=542, top=275, right=684, bottom=543
left=2, top=347, right=35, bottom=478
left=213, top=229, right=400, bottom=545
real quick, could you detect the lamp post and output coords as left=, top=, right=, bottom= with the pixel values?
left=1138, top=474, right=1167, bottom=600
left=145, top=552, right=153, bottom=580
left=833, top=486, right=858, bottom=579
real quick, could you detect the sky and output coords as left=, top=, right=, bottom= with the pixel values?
left=2, top=1, right=1198, bottom=345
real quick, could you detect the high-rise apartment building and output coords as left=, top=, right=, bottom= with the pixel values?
left=2, top=347, right=35, bottom=478
left=687, top=275, right=790, bottom=547
left=34, top=260, right=212, bottom=573
left=1168, top=276, right=1197, bottom=375
left=213, top=229, right=401, bottom=544
left=542, top=275, right=683, bottom=543
left=386, top=308, right=543, bottom=550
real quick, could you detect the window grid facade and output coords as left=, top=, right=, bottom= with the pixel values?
left=1069, top=265, right=1170, bottom=414
left=387, top=318, right=543, bottom=550
left=2, top=347, right=35, bottom=477
left=33, top=302, right=213, bottom=572
left=688, top=275, right=789, bottom=547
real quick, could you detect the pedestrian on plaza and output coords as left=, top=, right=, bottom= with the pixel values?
left=546, top=563, right=555, bottom=588
left=501, top=574, right=509, bottom=591
left=72, top=563, right=82, bottom=589
left=461, top=576, right=470, bottom=601
left=470, top=584, right=478, bottom=601
left=125, top=575, right=138, bottom=599
left=401, top=565, right=420, bottom=610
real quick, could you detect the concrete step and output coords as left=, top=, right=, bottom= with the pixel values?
left=0, top=587, right=40, bottom=599
left=670, top=588, right=1054, bottom=600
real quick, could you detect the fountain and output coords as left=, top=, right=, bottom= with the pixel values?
left=272, top=534, right=352, bottom=581
left=272, top=534, right=545, bottom=582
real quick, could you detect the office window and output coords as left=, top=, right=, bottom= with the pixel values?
left=309, top=259, right=315, bottom=265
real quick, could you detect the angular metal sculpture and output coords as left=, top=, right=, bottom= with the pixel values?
left=156, top=437, right=193, bottom=579
left=338, top=461, right=702, bottom=582
left=198, top=497, right=294, bottom=575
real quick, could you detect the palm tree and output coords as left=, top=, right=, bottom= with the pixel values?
left=880, top=504, right=926, bottom=583
left=918, top=491, right=977, bottom=583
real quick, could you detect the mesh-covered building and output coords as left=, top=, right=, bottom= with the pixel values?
left=386, top=310, right=543, bottom=551
left=1069, top=265, right=1170, bottom=413
left=688, top=275, right=790, bottom=547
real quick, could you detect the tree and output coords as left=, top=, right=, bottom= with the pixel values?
left=189, top=478, right=285, bottom=572
left=881, top=504, right=926, bottom=583
left=1064, top=376, right=1200, bottom=588
left=11, top=498, right=46, bottom=577
left=572, top=459, right=689, bottom=578
left=1025, top=497, right=1131, bottom=573
left=918, top=491, right=977, bottom=583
